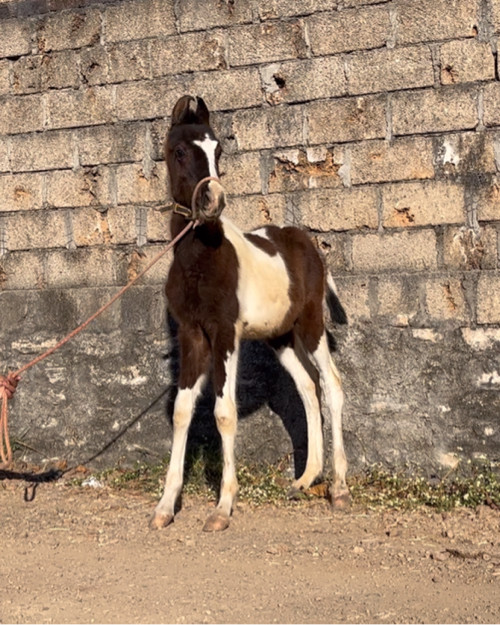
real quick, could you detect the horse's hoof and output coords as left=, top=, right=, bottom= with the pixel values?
left=149, top=512, right=174, bottom=530
left=332, top=492, right=351, bottom=510
left=202, top=511, right=230, bottom=532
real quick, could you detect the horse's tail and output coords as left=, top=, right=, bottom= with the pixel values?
left=326, top=273, right=348, bottom=325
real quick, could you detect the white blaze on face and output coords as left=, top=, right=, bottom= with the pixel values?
left=193, top=134, right=219, bottom=178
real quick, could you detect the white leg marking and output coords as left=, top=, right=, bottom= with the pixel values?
left=311, top=334, right=348, bottom=498
left=278, top=346, right=323, bottom=490
left=154, top=374, right=207, bottom=520
left=213, top=348, right=239, bottom=518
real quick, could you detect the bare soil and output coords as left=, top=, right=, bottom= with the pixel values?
left=1, top=476, right=499, bottom=624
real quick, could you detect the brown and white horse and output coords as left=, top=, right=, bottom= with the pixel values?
left=150, top=95, right=349, bottom=532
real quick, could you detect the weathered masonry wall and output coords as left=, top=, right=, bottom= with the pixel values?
left=0, top=0, right=499, bottom=475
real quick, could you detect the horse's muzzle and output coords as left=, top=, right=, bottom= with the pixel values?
left=196, top=179, right=226, bottom=222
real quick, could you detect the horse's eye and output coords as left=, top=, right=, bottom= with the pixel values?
left=174, top=147, right=185, bottom=160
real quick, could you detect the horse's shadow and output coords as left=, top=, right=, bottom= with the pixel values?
left=165, top=314, right=312, bottom=489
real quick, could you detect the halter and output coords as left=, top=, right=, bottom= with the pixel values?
left=172, top=176, right=222, bottom=220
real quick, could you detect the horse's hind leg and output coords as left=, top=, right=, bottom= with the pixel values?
left=271, top=336, right=324, bottom=494
left=310, top=332, right=349, bottom=508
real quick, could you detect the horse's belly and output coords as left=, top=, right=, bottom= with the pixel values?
left=239, top=286, right=291, bottom=339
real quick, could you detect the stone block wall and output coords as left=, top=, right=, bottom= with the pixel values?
left=0, top=0, right=499, bottom=475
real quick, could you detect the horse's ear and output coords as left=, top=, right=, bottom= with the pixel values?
left=170, top=95, right=196, bottom=127
left=170, top=95, right=210, bottom=127
left=195, top=97, right=210, bottom=126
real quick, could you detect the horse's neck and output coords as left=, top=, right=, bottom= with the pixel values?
left=170, top=214, right=226, bottom=251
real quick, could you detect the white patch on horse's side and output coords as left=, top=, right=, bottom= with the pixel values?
left=221, top=217, right=291, bottom=340
left=193, top=134, right=219, bottom=178
left=251, top=227, right=270, bottom=239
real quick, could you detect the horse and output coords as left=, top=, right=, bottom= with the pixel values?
left=150, top=95, right=349, bottom=532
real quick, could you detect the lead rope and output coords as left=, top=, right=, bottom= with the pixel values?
left=0, top=218, right=198, bottom=469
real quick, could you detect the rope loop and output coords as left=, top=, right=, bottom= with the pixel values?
left=0, top=373, right=20, bottom=468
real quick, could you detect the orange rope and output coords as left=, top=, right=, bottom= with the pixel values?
left=0, top=219, right=197, bottom=469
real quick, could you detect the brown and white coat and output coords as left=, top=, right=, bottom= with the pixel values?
left=151, top=95, right=349, bottom=532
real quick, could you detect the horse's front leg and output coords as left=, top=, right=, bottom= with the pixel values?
left=150, top=325, right=210, bottom=529
left=203, top=333, right=240, bottom=532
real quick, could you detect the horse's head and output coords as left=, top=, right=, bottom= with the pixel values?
left=166, top=95, right=226, bottom=223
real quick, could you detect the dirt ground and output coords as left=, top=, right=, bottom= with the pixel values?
left=0, top=475, right=499, bottom=625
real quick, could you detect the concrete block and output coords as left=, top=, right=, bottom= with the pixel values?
left=146, top=206, right=170, bottom=243
left=257, top=0, right=337, bottom=19
left=267, top=147, right=344, bottom=193
left=105, top=205, right=137, bottom=245
left=76, top=123, right=145, bottom=166
left=223, top=194, right=287, bottom=232
left=228, top=21, right=307, bottom=67
left=0, top=138, right=9, bottom=172
left=0, top=60, right=10, bottom=95
left=231, top=105, right=303, bottom=151
left=395, top=0, right=478, bottom=45
left=10, top=129, right=75, bottom=172
left=220, top=151, right=262, bottom=196
left=0, top=172, right=44, bottom=211
left=350, top=137, right=434, bottom=185
left=352, top=230, right=438, bottom=272
left=483, top=83, right=500, bottom=127
left=347, top=46, right=434, bottom=95
left=295, top=186, right=379, bottom=232
left=115, top=78, right=185, bottom=121
left=0, top=18, right=31, bottom=58
left=124, top=244, right=173, bottom=285
left=69, top=286, right=122, bottom=333
left=477, top=272, right=500, bottom=323
left=0, top=94, right=44, bottom=134
left=440, top=39, right=495, bottom=85
left=41, top=49, right=80, bottom=90
left=116, top=162, right=167, bottom=205
left=5, top=209, right=66, bottom=251
left=313, top=231, right=349, bottom=273
left=434, top=132, right=496, bottom=178
left=334, top=276, right=371, bottom=321
left=376, top=275, right=419, bottom=321
left=425, top=276, right=467, bottom=322
left=107, top=40, right=151, bottom=83
left=105, top=0, right=176, bottom=43
left=46, top=167, right=113, bottom=209
left=307, top=6, right=390, bottom=55
left=263, top=57, right=346, bottom=106
left=47, top=86, right=114, bottom=130
left=477, top=175, right=500, bottom=221
left=443, top=226, right=498, bottom=270
left=71, top=207, right=106, bottom=247
left=382, top=181, right=465, bottom=228
left=0, top=250, right=44, bottom=290
left=307, top=94, right=386, bottom=145
left=177, top=0, right=253, bottom=32
left=11, top=55, right=42, bottom=94
left=493, top=0, right=500, bottom=32
left=37, top=8, right=101, bottom=52
left=80, top=45, right=109, bottom=86
left=151, top=31, right=226, bottom=78
left=44, top=247, right=119, bottom=288
left=392, top=87, right=478, bottom=136
left=187, top=67, right=262, bottom=112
